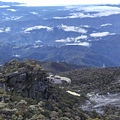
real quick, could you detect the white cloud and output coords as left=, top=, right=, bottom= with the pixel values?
left=1, top=0, right=120, bottom=6
left=94, top=11, right=120, bottom=17
left=0, top=27, right=11, bottom=32
left=55, top=35, right=88, bottom=43
left=0, top=5, right=10, bottom=8
left=65, top=42, right=90, bottom=47
left=76, top=35, right=88, bottom=40
left=53, top=17, right=63, bottom=19
left=54, top=10, right=120, bottom=19
left=55, top=38, right=72, bottom=43
left=81, top=6, right=120, bottom=12
left=5, top=27, right=11, bottom=32
left=13, top=54, right=20, bottom=58
left=90, top=32, right=115, bottom=37
left=24, top=26, right=53, bottom=33
left=53, top=6, right=120, bottom=19
left=7, top=9, right=17, bottom=12
left=59, top=24, right=87, bottom=34
left=82, top=25, right=90, bottom=28
left=35, top=40, right=42, bottom=43
left=30, top=12, right=38, bottom=15
left=101, top=23, right=112, bottom=27
left=56, top=39, right=67, bottom=43
left=55, top=36, right=90, bottom=47
left=0, top=30, right=4, bottom=33
left=5, top=16, right=23, bottom=21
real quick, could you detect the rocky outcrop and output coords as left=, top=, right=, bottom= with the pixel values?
left=0, top=59, right=72, bottom=101
left=0, top=59, right=51, bottom=100
left=47, top=75, right=71, bottom=85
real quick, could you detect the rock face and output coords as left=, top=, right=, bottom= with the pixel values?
left=1, top=59, right=50, bottom=100
left=0, top=59, right=72, bottom=101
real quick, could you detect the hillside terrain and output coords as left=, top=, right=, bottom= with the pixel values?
left=0, top=59, right=120, bottom=120
left=60, top=67, right=120, bottom=117
left=40, top=61, right=88, bottom=74
left=0, top=1, right=120, bottom=119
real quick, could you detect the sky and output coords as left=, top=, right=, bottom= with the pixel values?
left=0, top=0, right=120, bottom=6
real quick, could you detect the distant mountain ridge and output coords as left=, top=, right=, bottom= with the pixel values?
left=40, top=61, right=87, bottom=74
left=0, top=1, right=120, bottom=67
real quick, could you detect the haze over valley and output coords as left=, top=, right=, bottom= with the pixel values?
left=0, top=1, right=120, bottom=67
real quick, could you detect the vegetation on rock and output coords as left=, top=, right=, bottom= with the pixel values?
left=0, top=59, right=119, bottom=120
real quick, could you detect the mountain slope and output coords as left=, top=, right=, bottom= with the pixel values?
left=0, top=2, right=120, bottom=67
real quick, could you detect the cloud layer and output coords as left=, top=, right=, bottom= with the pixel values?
left=59, top=24, right=87, bottom=33
left=54, top=6, right=120, bottom=19
left=90, top=32, right=115, bottom=37
left=24, top=26, right=53, bottom=33
left=1, top=0, right=120, bottom=6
